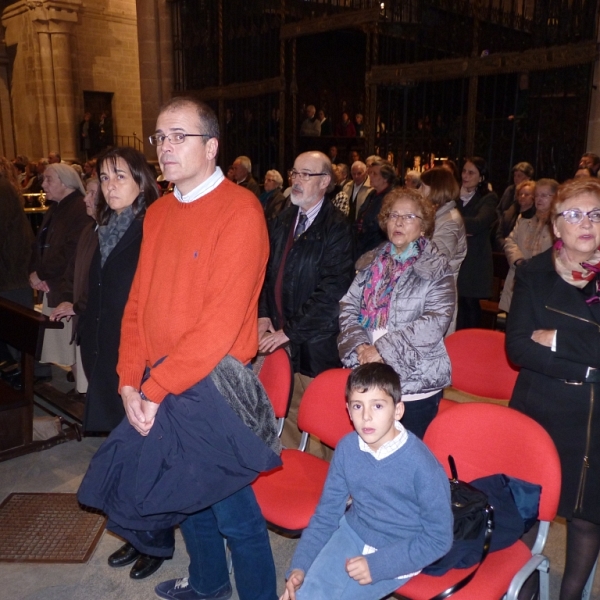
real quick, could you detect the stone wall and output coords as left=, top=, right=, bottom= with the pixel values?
left=1, top=0, right=142, bottom=163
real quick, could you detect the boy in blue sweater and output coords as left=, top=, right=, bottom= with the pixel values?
left=281, top=363, right=453, bottom=600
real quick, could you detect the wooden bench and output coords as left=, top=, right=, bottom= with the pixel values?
left=0, top=296, right=79, bottom=461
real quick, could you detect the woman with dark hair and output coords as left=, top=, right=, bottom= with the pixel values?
left=354, top=160, right=397, bottom=260
left=339, top=188, right=454, bottom=438
left=455, top=157, right=498, bottom=329
left=507, top=177, right=600, bottom=600
left=420, top=167, right=467, bottom=334
left=78, top=147, right=159, bottom=435
left=77, top=148, right=161, bottom=579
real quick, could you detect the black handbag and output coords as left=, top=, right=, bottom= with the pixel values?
left=427, top=456, right=495, bottom=600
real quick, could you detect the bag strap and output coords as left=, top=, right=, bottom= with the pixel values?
left=427, top=505, right=495, bottom=600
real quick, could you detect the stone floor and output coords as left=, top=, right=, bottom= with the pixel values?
left=0, top=370, right=598, bottom=599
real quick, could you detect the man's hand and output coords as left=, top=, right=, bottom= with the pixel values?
left=121, top=385, right=158, bottom=436
left=531, top=329, right=556, bottom=348
left=356, top=344, right=383, bottom=365
left=346, top=556, right=372, bottom=585
left=29, top=271, right=50, bottom=292
left=280, top=569, right=305, bottom=600
left=50, top=302, right=75, bottom=321
left=258, top=317, right=274, bottom=342
left=259, top=328, right=290, bottom=354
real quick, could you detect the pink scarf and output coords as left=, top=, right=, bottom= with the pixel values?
left=553, top=239, right=600, bottom=304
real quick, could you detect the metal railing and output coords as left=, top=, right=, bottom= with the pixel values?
left=114, top=134, right=143, bottom=152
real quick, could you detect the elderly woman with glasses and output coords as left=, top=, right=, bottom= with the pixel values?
left=507, top=177, right=600, bottom=600
left=338, top=188, right=455, bottom=439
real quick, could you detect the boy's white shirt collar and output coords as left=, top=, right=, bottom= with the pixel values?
left=358, top=420, right=408, bottom=460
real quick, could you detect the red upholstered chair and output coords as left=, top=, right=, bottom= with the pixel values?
left=445, top=328, right=520, bottom=401
left=395, top=402, right=561, bottom=600
left=257, top=348, right=293, bottom=436
left=252, top=368, right=353, bottom=535
left=437, top=398, right=458, bottom=414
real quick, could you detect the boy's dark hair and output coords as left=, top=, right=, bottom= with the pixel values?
left=346, top=363, right=402, bottom=405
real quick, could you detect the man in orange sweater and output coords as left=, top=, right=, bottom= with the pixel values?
left=115, top=97, right=275, bottom=600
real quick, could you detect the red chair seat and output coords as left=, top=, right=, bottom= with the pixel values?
left=397, top=533, right=533, bottom=599
left=252, top=448, right=330, bottom=532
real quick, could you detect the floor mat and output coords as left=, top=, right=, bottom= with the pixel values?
left=0, top=493, right=106, bottom=563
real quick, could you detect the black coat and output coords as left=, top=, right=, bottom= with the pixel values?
left=456, top=188, right=498, bottom=298
left=79, top=217, right=143, bottom=433
left=506, top=249, right=600, bottom=523
left=354, top=187, right=388, bottom=261
left=259, top=199, right=354, bottom=377
left=30, top=190, right=91, bottom=307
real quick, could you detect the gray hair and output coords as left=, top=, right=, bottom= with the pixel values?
left=47, top=164, right=85, bottom=194
left=235, top=155, right=252, bottom=173
left=265, top=169, right=283, bottom=186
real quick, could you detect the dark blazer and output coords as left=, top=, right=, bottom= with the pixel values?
left=506, top=249, right=600, bottom=523
left=78, top=217, right=143, bottom=433
left=354, top=187, right=388, bottom=260
left=259, top=199, right=354, bottom=377
left=456, top=188, right=498, bottom=298
left=264, top=189, right=289, bottom=222
left=30, top=190, right=90, bottom=307
left=239, top=176, right=261, bottom=199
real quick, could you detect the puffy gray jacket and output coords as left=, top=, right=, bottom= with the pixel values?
left=338, top=240, right=454, bottom=395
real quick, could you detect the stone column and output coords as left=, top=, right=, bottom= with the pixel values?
left=0, top=44, right=15, bottom=159
left=2, top=0, right=81, bottom=161
left=37, top=31, right=59, bottom=153
left=136, top=0, right=173, bottom=159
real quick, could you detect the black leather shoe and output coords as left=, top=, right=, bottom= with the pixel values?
left=107, top=542, right=140, bottom=568
left=129, top=554, right=165, bottom=580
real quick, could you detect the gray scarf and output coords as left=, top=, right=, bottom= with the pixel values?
left=98, top=205, right=137, bottom=267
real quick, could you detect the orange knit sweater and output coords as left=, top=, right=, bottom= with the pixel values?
left=117, top=179, right=269, bottom=403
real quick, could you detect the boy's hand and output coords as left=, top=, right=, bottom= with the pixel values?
left=280, top=569, right=305, bottom=600
left=346, top=556, right=372, bottom=585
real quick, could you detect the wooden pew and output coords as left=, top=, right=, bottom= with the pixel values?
left=0, top=296, right=78, bottom=461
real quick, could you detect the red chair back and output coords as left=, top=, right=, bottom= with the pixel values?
left=297, top=368, right=354, bottom=449
left=445, top=329, right=519, bottom=400
left=424, top=402, right=561, bottom=521
left=257, top=349, right=293, bottom=419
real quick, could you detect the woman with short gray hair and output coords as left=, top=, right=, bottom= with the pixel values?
left=29, top=163, right=91, bottom=382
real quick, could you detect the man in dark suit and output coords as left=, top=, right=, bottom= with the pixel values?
left=232, top=155, right=261, bottom=198
left=343, top=160, right=371, bottom=223
left=258, top=151, right=354, bottom=456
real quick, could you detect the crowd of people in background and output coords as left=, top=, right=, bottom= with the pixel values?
left=1, top=97, right=600, bottom=600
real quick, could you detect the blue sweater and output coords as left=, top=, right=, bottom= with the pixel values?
left=290, top=431, right=453, bottom=583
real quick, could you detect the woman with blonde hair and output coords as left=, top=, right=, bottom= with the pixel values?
left=507, top=177, right=600, bottom=599
left=499, top=178, right=557, bottom=313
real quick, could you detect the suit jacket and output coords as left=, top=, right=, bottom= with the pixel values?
left=79, top=217, right=143, bottom=432
left=343, top=179, right=372, bottom=222
left=456, top=188, right=498, bottom=298
left=354, top=187, right=389, bottom=260
left=506, top=249, right=600, bottom=522
left=238, top=176, right=261, bottom=199
left=29, top=190, right=91, bottom=307
left=259, top=200, right=354, bottom=377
